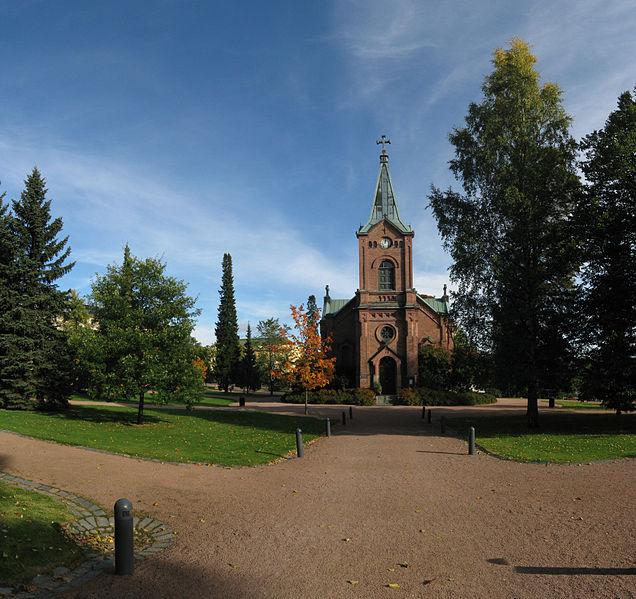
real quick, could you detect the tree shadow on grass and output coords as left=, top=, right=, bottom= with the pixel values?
left=51, top=405, right=167, bottom=426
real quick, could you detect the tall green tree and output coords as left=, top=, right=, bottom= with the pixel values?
left=255, top=317, right=289, bottom=395
left=0, top=169, right=75, bottom=409
left=84, top=246, right=203, bottom=424
left=577, top=86, right=635, bottom=413
left=236, top=323, right=260, bottom=392
left=306, top=295, right=319, bottom=329
left=214, top=253, right=240, bottom=392
left=428, top=39, right=580, bottom=426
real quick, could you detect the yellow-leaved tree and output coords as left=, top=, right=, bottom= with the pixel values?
left=271, top=304, right=336, bottom=415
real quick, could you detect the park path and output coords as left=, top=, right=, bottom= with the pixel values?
left=0, top=401, right=634, bottom=598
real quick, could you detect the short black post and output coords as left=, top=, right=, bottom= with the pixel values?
left=422, top=405, right=426, bottom=419
left=342, top=411, right=347, bottom=425
left=296, top=428, right=304, bottom=458
left=427, top=408, right=432, bottom=424
left=239, top=396, right=245, bottom=407
left=469, top=426, right=475, bottom=455
left=114, top=498, right=134, bottom=575
left=440, top=416, right=446, bottom=434
left=548, top=397, right=555, bottom=408
left=349, top=405, right=353, bottom=420
left=325, top=418, right=331, bottom=437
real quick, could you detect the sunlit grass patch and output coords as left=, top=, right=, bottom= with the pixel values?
left=0, top=405, right=325, bottom=466
left=447, top=412, right=635, bottom=463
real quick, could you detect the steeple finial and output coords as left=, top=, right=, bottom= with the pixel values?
left=376, top=135, right=391, bottom=157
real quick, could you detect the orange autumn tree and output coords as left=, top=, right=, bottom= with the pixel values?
left=271, top=304, right=336, bottom=415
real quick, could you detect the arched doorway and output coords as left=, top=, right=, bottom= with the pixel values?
left=379, top=356, right=397, bottom=395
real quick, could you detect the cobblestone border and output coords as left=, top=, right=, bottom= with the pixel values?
left=0, top=472, right=175, bottom=599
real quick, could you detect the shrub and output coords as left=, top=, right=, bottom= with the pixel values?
left=396, top=387, right=497, bottom=406
left=281, top=388, right=376, bottom=406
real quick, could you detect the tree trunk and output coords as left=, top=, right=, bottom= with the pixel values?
left=304, top=389, right=308, bottom=415
left=137, top=390, right=145, bottom=425
left=526, top=379, right=539, bottom=428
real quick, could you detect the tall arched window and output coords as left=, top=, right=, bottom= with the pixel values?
left=378, top=260, right=395, bottom=290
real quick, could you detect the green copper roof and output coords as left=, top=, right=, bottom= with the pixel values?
left=419, top=295, right=450, bottom=315
left=359, top=145, right=412, bottom=235
left=323, top=298, right=351, bottom=317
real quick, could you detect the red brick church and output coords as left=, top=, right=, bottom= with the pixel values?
left=320, top=137, right=454, bottom=396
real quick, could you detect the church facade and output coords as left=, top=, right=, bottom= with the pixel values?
left=320, top=139, right=454, bottom=395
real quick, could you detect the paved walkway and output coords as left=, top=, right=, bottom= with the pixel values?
left=0, top=401, right=634, bottom=598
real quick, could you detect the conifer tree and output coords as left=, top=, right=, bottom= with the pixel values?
left=307, top=295, right=319, bottom=329
left=237, top=323, right=260, bottom=392
left=577, top=86, right=635, bottom=413
left=214, top=253, right=240, bottom=391
left=0, top=169, right=74, bottom=409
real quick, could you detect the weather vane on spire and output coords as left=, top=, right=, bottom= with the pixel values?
left=376, top=135, right=391, bottom=155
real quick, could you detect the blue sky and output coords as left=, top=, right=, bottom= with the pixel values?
left=1, top=0, right=634, bottom=344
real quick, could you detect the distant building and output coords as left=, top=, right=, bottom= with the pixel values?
left=320, top=139, right=453, bottom=396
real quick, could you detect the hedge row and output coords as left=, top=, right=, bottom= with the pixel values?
left=281, top=388, right=376, bottom=406
left=398, top=387, right=497, bottom=406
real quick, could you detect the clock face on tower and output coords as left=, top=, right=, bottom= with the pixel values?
left=379, top=237, right=392, bottom=249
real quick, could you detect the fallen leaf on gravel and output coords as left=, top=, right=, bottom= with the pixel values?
left=387, top=583, right=400, bottom=588
left=153, top=502, right=160, bottom=506
left=477, top=496, right=483, bottom=500
left=229, top=563, right=239, bottom=568
left=199, top=519, right=206, bottom=523
left=399, top=563, right=409, bottom=568
left=343, top=538, right=351, bottom=542
left=415, top=509, right=421, bottom=513
left=576, top=496, right=584, bottom=500
left=419, top=529, right=426, bottom=533
left=387, top=568, right=395, bottom=572
left=347, top=580, right=359, bottom=585
left=423, top=578, right=438, bottom=585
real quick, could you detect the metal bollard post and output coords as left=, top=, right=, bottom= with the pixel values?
left=469, top=426, right=475, bottom=455
left=427, top=408, right=432, bottom=424
left=239, top=396, right=245, bottom=407
left=296, top=428, right=304, bottom=458
left=440, top=416, right=446, bottom=434
left=342, top=411, right=347, bottom=425
left=422, top=405, right=426, bottom=419
left=349, top=405, right=353, bottom=420
left=325, top=418, right=331, bottom=437
left=114, top=498, right=134, bottom=575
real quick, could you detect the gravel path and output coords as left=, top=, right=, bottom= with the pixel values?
left=1, top=401, right=634, bottom=598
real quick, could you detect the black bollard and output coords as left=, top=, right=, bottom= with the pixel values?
left=427, top=408, right=432, bottom=424
left=469, top=426, right=476, bottom=455
left=325, top=418, right=331, bottom=437
left=349, top=405, right=353, bottom=420
left=342, top=411, right=347, bottom=425
left=440, top=416, right=446, bottom=434
left=296, top=428, right=304, bottom=458
left=239, top=396, right=245, bottom=407
left=114, top=498, right=134, bottom=575
left=422, top=405, right=426, bottom=419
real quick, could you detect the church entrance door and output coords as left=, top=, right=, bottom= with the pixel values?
left=379, top=356, right=397, bottom=395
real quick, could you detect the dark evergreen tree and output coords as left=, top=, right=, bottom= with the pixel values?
left=306, top=295, right=319, bottom=330
left=214, top=253, right=240, bottom=392
left=255, top=317, right=289, bottom=395
left=428, top=40, right=580, bottom=426
left=577, top=86, right=635, bottom=413
left=0, top=169, right=74, bottom=409
left=236, top=323, right=260, bottom=392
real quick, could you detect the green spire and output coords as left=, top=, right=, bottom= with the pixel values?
left=359, top=137, right=411, bottom=235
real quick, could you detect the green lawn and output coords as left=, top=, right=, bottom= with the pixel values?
left=0, top=405, right=325, bottom=466
left=447, top=412, right=636, bottom=463
left=539, top=399, right=607, bottom=411
left=0, top=480, right=85, bottom=586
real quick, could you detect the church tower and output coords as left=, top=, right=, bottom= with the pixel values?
left=321, top=137, right=453, bottom=398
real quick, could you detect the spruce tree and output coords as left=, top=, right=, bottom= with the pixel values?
left=214, top=253, right=240, bottom=392
left=0, top=169, right=74, bottom=409
left=577, top=86, right=635, bottom=413
left=238, top=323, right=260, bottom=392
left=306, top=295, right=319, bottom=330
